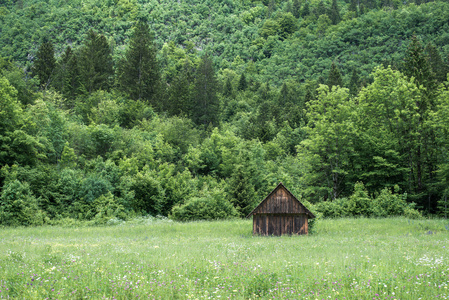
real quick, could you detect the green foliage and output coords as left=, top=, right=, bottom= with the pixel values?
left=0, top=180, right=45, bottom=226
left=117, top=21, right=160, bottom=104
left=226, top=165, right=256, bottom=217
left=0, top=76, right=21, bottom=133
left=91, top=192, right=126, bottom=224
left=329, top=0, right=341, bottom=25
left=2, top=0, right=449, bottom=224
left=126, top=169, right=165, bottom=216
left=345, top=182, right=372, bottom=217
left=192, top=55, right=219, bottom=126
left=371, top=186, right=408, bottom=217
left=299, top=84, right=355, bottom=201
left=328, top=61, right=343, bottom=88
left=170, top=183, right=238, bottom=221
left=315, top=182, right=421, bottom=219
left=78, top=29, right=114, bottom=93
left=32, top=40, right=56, bottom=89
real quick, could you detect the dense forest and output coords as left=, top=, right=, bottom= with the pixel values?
left=1, top=0, right=449, bottom=226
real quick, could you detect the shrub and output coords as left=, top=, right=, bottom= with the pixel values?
left=315, top=199, right=345, bottom=218
left=170, top=185, right=238, bottom=221
left=0, top=180, right=46, bottom=226
left=314, top=183, right=422, bottom=219
left=371, top=186, right=407, bottom=217
left=91, top=192, right=127, bottom=224
left=345, top=182, right=372, bottom=217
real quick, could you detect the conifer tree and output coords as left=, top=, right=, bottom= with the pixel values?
left=329, top=0, right=341, bottom=25
left=33, top=40, right=56, bottom=89
left=227, top=165, right=256, bottom=217
left=56, top=47, right=72, bottom=90
left=167, top=59, right=194, bottom=116
left=192, top=55, right=219, bottom=126
left=304, top=88, right=314, bottom=104
left=359, top=4, right=365, bottom=15
left=279, top=82, right=289, bottom=106
left=349, top=0, right=358, bottom=17
left=64, top=50, right=84, bottom=103
left=237, top=73, right=247, bottom=91
left=349, top=69, right=360, bottom=96
left=223, top=77, right=234, bottom=98
left=285, top=0, right=293, bottom=14
left=403, top=35, right=436, bottom=99
left=117, top=21, right=160, bottom=104
left=328, top=61, right=343, bottom=88
left=315, top=0, right=327, bottom=17
left=425, top=42, right=445, bottom=83
left=260, top=81, right=271, bottom=100
left=300, top=1, right=310, bottom=17
left=78, top=29, right=113, bottom=93
left=52, top=47, right=83, bottom=103
left=292, top=0, right=301, bottom=18
left=267, top=0, right=276, bottom=17
left=403, top=35, right=438, bottom=202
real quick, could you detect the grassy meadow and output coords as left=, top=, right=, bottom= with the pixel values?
left=0, top=217, right=448, bottom=299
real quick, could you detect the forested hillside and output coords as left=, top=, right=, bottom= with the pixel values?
left=1, top=0, right=449, bottom=226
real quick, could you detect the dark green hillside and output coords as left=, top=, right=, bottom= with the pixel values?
left=2, top=0, right=449, bottom=84
left=1, top=0, right=449, bottom=226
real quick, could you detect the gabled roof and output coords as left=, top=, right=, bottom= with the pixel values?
left=246, top=182, right=315, bottom=218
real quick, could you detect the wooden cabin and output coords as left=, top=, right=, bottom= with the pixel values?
left=246, top=183, right=315, bottom=236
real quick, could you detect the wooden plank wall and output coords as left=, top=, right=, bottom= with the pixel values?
left=253, top=214, right=308, bottom=235
left=254, top=188, right=307, bottom=214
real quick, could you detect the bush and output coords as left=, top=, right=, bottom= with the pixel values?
left=170, top=185, right=238, bottom=221
left=345, top=182, right=372, bottom=216
left=0, top=180, right=46, bottom=226
left=314, top=182, right=422, bottom=219
left=315, top=199, right=345, bottom=218
left=371, top=186, right=407, bottom=217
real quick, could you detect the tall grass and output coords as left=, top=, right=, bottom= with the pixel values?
left=0, top=217, right=448, bottom=299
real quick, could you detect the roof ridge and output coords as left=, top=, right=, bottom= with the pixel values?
left=246, top=183, right=315, bottom=218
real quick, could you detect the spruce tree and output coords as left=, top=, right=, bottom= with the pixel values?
left=425, top=42, right=445, bottom=83
left=279, top=82, right=289, bottom=106
left=300, top=1, right=310, bottom=17
left=349, top=0, right=358, bottom=17
left=285, top=0, right=293, bottom=14
left=223, top=77, right=234, bottom=98
left=292, top=0, right=301, bottom=18
left=78, top=29, right=113, bottom=93
left=329, top=0, right=341, bottom=25
left=315, top=0, right=327, bottom=17
left=63, top=50, right=84, bottom=103
left=192, top=55, right=219, bottom=126
left=117, top=21, right=160, bottom=104
left=328, top=61, right=343, bottom=88
left=33, top=40, right=56, bottom=89
left=267, top=0, right=276, bottom=17
left=359, top=4, right=365, bottom=15
left=227, top=165, right=256, bottom=217
left=237, top=73, right=247, bottom=91
left=167, top=59, right=194, bottom=116
left=403, top=35, right=436, bottom=99
left=403, top=35, right=438, bottom=201
left=349, top=69, right=360, bottom=96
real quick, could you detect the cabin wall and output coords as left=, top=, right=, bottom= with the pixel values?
left=253, top=214, right=308, bottom=235
left=256, top=188, right=307, bottom=214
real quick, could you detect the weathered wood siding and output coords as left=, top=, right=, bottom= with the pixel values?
left=253, top=188, right=307, bottom=215
left=253, top=214, right=308, bottom=235
left=249, top=184, right=312, bottom=236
